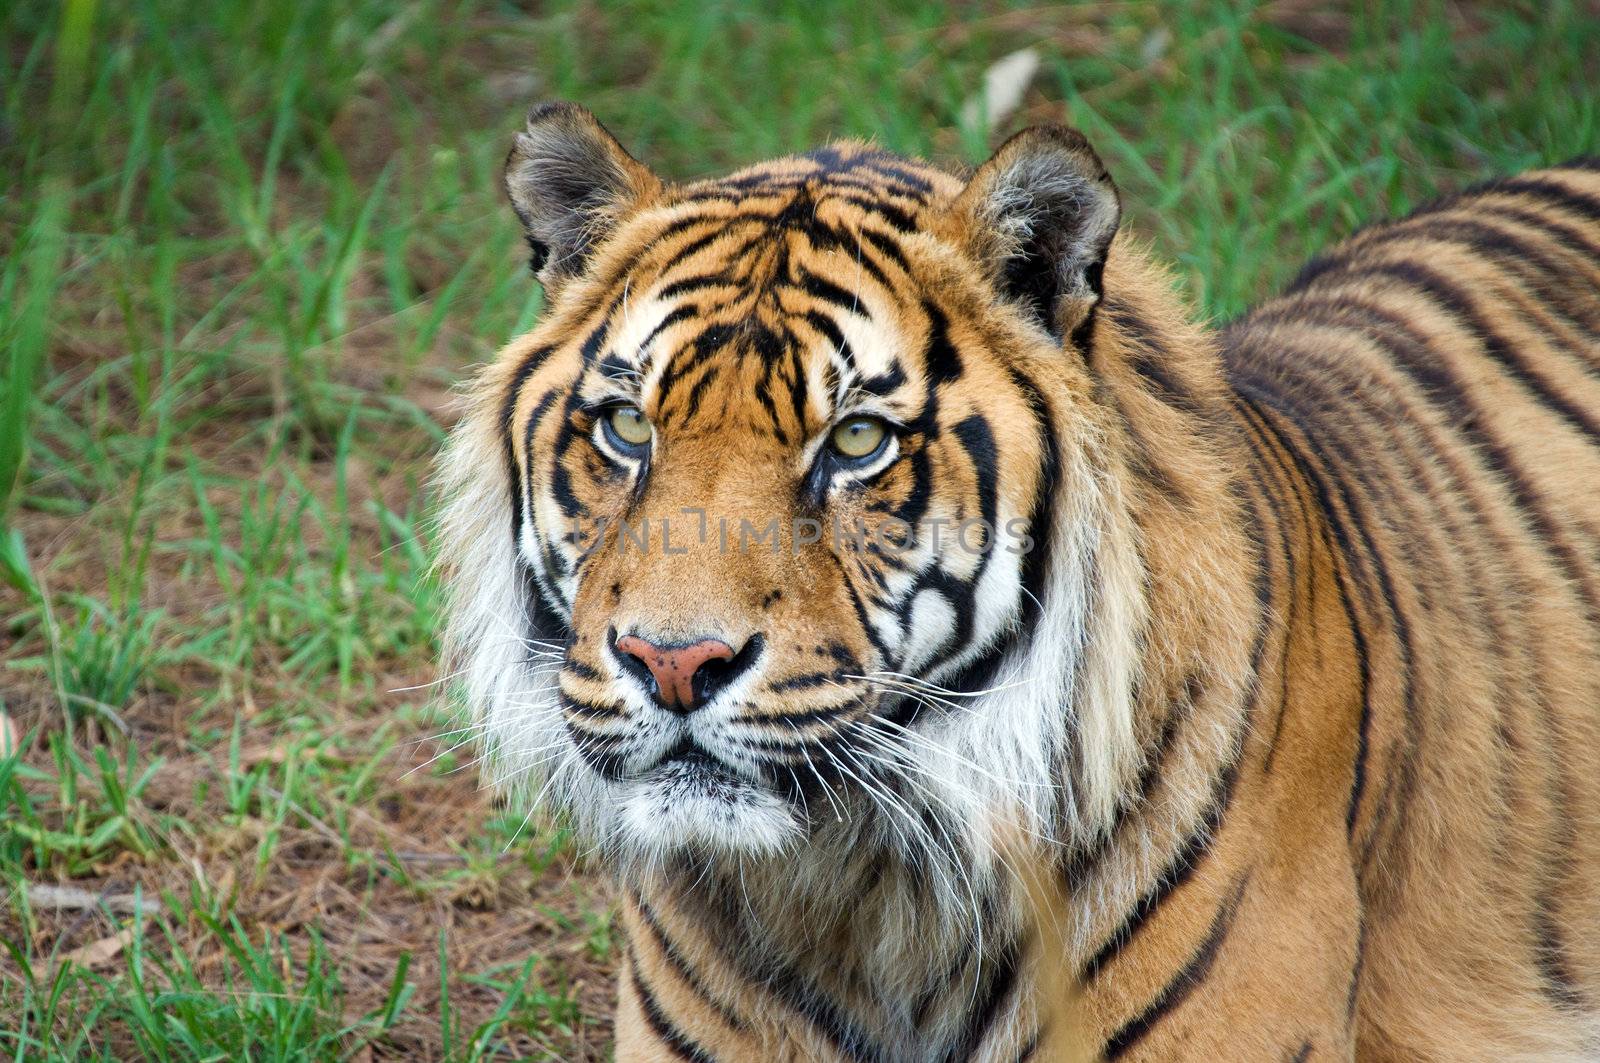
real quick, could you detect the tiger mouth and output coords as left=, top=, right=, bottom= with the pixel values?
left=622, top=735, right=759, bottom=784
left=650, top=748, right=744, bottom=791
left=631, top=745, right=792, bottom=825
left=651, top=744, right=734, bottom=779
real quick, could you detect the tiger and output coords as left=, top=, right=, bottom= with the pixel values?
left=434, top=100, right=1600, bottom=1061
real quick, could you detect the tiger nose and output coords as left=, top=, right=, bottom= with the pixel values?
left=613, top=632, right=755, bottom=713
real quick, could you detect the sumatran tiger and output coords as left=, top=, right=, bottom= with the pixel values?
left=434, top=101, right=1600, bottom=1061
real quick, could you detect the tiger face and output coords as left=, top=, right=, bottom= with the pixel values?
left=439, top=103, right=1142, bottom=872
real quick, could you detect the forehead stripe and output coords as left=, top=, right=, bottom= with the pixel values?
left=657, top=271, right=738, bottom=300
left=750, top=373, right=790, bottom=445
left=857, top=226, right=912, bottom=274
left=857, top=158, right=937, bottom=193
left=633, top=303, right=700, bottom=360
left=921, top=301, right=964, bottom=385
left=654, top=322, right=738, bottom=398
left=785, top=339, right=810, bottom=432
left=799, top=309, right=858, bottom=381
left=803, top=221, right=895, bottom=293
left=833, top=194, right=917, bottom=233
left=796, top=267, right=869, bottom=318
left=597, top=350, right=635, bottom=381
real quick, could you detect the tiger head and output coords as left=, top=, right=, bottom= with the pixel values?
left=437, top=103, right=1187, bottom=875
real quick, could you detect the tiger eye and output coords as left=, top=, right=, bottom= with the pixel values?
left=830, top=416, right=888, bottom=459
left=607, top=404, right=653, bottom=447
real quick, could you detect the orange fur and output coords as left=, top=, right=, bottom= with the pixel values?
left=437, top=106, right=1600, bottom=1060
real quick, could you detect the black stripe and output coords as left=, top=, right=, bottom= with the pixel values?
left=562, top=697, right=624, bottom=720
left=696, top=874, right=886, bottom=1063
left=1236, top=296, right=1600, bottom=925
left=1283, top=171, right=1600, bottom=292
left=1242, top=296, right=1600, bottom=627
left=832, top=193, right=917, bottom=232
left=822, top=169, right=934, bottom=203
left=802, top=309, right=847, bottom=356
left=1063, top=675, right=1194, bottom=884
left=766, top=671, right=846, bottom=693
left=634, top=303, right=702, bottom=361
left=521, top=388, right=572, bottom=616
left=1229, top=309, right=1454, bottom=862
left=1532, top=895, right=1586, bottom=1010
left=1005, top=363, right=1060, bottom=639
left=685, top=174, right=806, bottom=197
left=821, top=173, right=930, bottom=203
left=858, top=226, right=913, bottom=275
left=498, top=345, right=557, bottom=437
left=937, top=938, right=1023, bottom=1063
left=567, top=721, right=629, bottom=778
left=952, top=414, right=1000, bottom=539
left=1101, top=297, right=1210, bottom=420
left=1245, top=484, right=1291, bottom=757
left=750, top=370, right=789, bottom=445
left=562, top=658, right=602, bottom=682
left=1350, top=261, right=1600, bottom=445
left=547, top=420, right=589, bottom=522
left=855, top=361, right=907, bottom=398
left=858, top=157, right=938, bottom=194
left=1346, top=911, right=1365, bottom=1028
left=1232, top=383, right=1339, bottom=778
left=922, top=301, right=964, bottom=385
left=1232, top=384, right=1382, bottom=842
left=1102, top=871, right=1251, bottom=1061
left=629, top=951, right=719, bottom=1063
left=796, top=266, right=870, bottom=317
left=633, top=897, right=748, bottom=1033
left=658, top=272, right=737, bottom=300
left=1472, top=201, right=1600, bottom=279
left=498, top=345, right=558, bottom=554
left=783, top=329, right=811, bottom=435
left=834, top=553, right=894, bottom=664
left=1082, top=743, right=1242, bottom=982
left=666, top=223, right=763, bottom=268
left=805, top=219, right=895, bottom=292
left=1493, top=175, right=1600, bottom=227
left=679, top=360, right=725, bottom=425
left=1346, top=218, right=1600, bottom=337
left=656, top=322, right=737, bottom=403
left=735, top=704, right=858, bottom=733
left=639, top=210, right=755, bottom=256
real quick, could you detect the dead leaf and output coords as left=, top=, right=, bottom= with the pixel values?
left=959, top=47, right=1042, bottom=136
left=57, top=926, right=138, bottom=970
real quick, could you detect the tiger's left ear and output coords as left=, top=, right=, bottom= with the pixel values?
left=951, top=126, right=1120, bottom=346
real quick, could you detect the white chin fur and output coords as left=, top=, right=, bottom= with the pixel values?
left=598, top=763, right=804, bottom=865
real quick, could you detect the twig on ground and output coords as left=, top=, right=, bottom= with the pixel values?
left=23, top=882, right=162, bottom=916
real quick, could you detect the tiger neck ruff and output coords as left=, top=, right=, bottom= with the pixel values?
left=436, top=102, right=1600, bottom=1061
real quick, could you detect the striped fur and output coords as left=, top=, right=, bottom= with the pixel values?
left=436, top=103, right=1600, bottom=1060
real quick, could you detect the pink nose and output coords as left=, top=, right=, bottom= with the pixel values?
left=614, top=634, right=736, bottom=712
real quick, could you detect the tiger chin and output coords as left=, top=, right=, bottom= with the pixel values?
left=436, top=101, right=1600, bottom=1061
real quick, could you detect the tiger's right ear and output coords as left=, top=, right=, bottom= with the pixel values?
left=505, top=102, right=662, bottom=292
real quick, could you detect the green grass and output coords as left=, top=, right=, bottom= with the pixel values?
left=0, top=0, right=1595, bottom=1057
